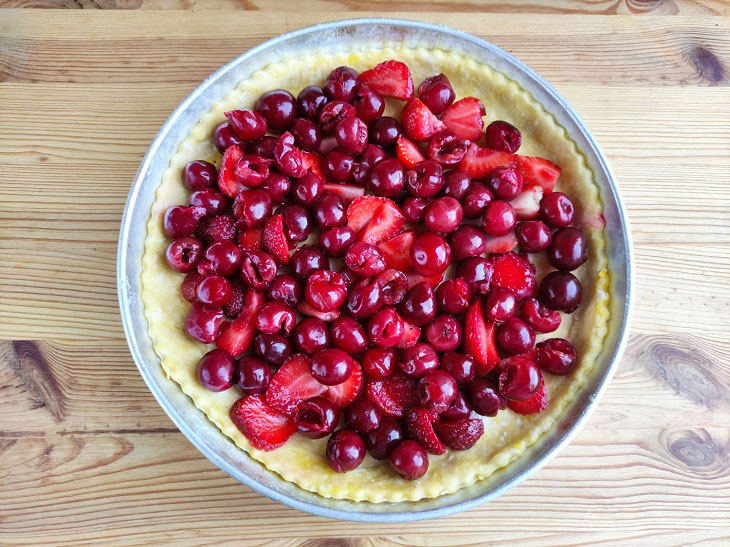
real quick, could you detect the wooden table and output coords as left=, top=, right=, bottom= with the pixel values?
left=1, top=4, right=729, bottom=545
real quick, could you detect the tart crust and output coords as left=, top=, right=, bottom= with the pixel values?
left=141, top=47, right=610, bottom=502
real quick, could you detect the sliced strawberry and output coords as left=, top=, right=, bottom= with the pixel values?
left=396, top=319, right=421, bottom=349
left=509, top=185, right=543, bottom=220
left=237, top=227, right=263, bottom=251
left=216, top=288, right=264, bottom=356
left=463, top=298, right=499, bottom=375
left=297, top=300, right=341, bottom=322
left=507, top=374, right=547, bottom=415
left=377, top=230, right=415, bottom=272
left=222, top=279, right=246, bottom=317
left=230, top=394, right=296, bottom=451
left=405, top=271, right=443, bottom=290
left=406, top=408, right=446, bottom=455
left=324, top=361, right=363, bottom=408
left=441, top=97, right=486, bottom=141
left=396, top=135, right=426, bottom=169
left=366, top=375, right=418, bottom=419
left=484, top=232, right=518, bottom=254
left=433, top=418, right=485, bottom=450
left=265, top=354, right=327, bottom=416
left=301, top=150, right=326, bottom=180
left=346, top=196, right=405, bottom=245
left=491, top=251, right=537, bottom=300
left=217, top=145, right=246, bottom=197
left=515, top=155, right=561, bottom=193
left=401, top=98, right=447, bottom=142
left=458, top=144, right=513, bottom=180
left=356, top=60, right=414, bottom=101
left=322, top=182, right=365, bottom=202
left=262, top=214, right=290, bottom=264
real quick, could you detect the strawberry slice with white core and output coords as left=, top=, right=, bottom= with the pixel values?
left=366, top=375, right=419, bottom=419
left=377, top=230, right=415, bottom=272
left=324, top=361, right=364, bottom=408
left=405, top=271, right=443, bottom=290
left=301, top=150, right=327, bottom=181
left=484, top=232, right=518, bottom=254
left=515, top=155, right=561, bottom=193
left=396, top=135, right=426, bottom=169
left=401, top=98, right=447, bottom=142
left=463, top=298, right=500, bottom=375
left=265, top=354, right=327, bottom=416
left=396, top=319, right=421, bottom=349
left=297, top=300, right=341, bottom=322
left=509, top=185, right=544, bottom=220
left=230, top=394, right=296, bottom=451
left=458, top=144, right=513, bottom=180
left=346, top=196, right=405, bottom=245
left=217, top=145, right=246, bottom=197
left=322, top=182, right=366, bottom=202
left=356, top=60, right=414, bottom=101
left=262, top=214, right=290, bottom=264
left=441, top=97, right=486, bottom=141
left=216, top=288, right=264, bottom=356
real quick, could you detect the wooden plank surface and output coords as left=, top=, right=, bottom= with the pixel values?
left=1, top=8, right=729, bottom=546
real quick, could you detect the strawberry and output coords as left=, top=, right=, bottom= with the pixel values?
left=180, top=272, right=202, bottom=303
left=237, top=227, right=263, bottom=251
left=441, top=97, right=486, bottom=141
left=262, top=214, right=290, bottom=264
left=322, top=182, right=366, bottom=202
left=222, top=279, right=245, bottom=317
left=297, top=300, right=341, bottom=322
left=356, top=60, right=414, bottom=101
left=216, top=288, right=264, bottom=356
left=491, top=252, right=537, bottom=300
left=396, top=319, right=421, bottom=349
left=265, top=354, right=327, bottom=416
left=483, top=232, right=518, bottom=254
left=458, top=144, right=514, bottom=180
left=405, top=271, right=443, bottom=290
left=401, top=98, right=446, bottom=142
left=433, top=418, right=485, bottom=450
left=346, top=196, right=405, bottom=245
left=324, top=361, right=363, bottom=408
left=507, top=375, right=547, bottom=415
left=230, top=394, right=296, bottom=451
left=396, top=135, right=426, bottom=169
left=463, top=298, right=500, bottom=375
left=195, top=214, right=236, bottom=246
left=301, top=150, right=326, bottom=180
left=515, top=155, right=561, bottom=193
left=405, top=408, right=446, bottom=455
left=377, top=230, right=415, bottom=272
left=366, top=375, right=419, bottom=419
left=217, top=145, right=246, bottom=197
left=509, top=185, right=543, bottom=220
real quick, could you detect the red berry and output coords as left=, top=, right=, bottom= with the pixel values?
left=297, top=85, right=328, bottom=120
left=487, top=166, right=523, bottom=200
left=410, top=232, right=451, bottom=276
left=498, top=355, right=540, bottom=401
left=330, top=316, right=369, bottom=354
left=418, top=370, right=458, bottom=414
left=294, top=396, right=340, bottom=439
left=497, top=317, right=536, bottom=355
left=433, top=418, right=485, bottom=450
left=255, top=89, right=297, bottom=131
left=365, top=417, right=404, bottom=460
left=184, top=302, right=223, bottom=344
left=520, top=297, right=561, bottom=333
left=483, top=200, right=516, bottom=236
left=166, top=236, right=203, bottom=273
left=293, top=317, right=330, bottom=356
left=468, top=378, right=503, bottom=417
left=239, top=250, right=277, bottom=290
left=311, top=348, right=353, bottom=386
left=362, top=347, right=398, bottom=379
left=540, top=192, right=574, bottom=228
left=266, top=274, right=302, bottom=308
left=485, top=120, right=522, bottom=153
left=234, top=356, right=271, bottom=395
left=390, top=440, right=429, bottom=480
left=196, top=274, right=232, bottom=307
left=368, top=307, right=405, bottom=348
left=484, top=287, right=517, bottom=322
left=305, top=270, right=347, bottom=312
left=197, top=349, right=235, bottom=392
left=425, top=196, right=463, bottom=233
left=547, top=227, right=588, bottom=271
left=327, top=429, right=366, bottom=472
left=417, top=74, right=455, bottom=115
left=435, top=278, right=470, bottom=315
left=538, top=271, right=582, bottom=312
left=440, top=352, right=476, bottom=387
left=515, top=220, right=552, bottom=252
left=400, top=343, right=439, bottom=379
left=225, top=109, right=267, bottom=141
left=345, top=398, right=382, bottom=434
left=536, top=338, right=577, bottom=375
left=183, top=160, right=218, bottom=191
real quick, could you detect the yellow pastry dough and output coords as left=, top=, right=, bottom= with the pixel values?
left=141, top=47, right=610, bottom=502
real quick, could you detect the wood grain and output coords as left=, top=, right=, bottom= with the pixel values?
left=1, top=9, right=729, bottom=546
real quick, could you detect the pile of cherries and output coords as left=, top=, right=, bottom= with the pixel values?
left=162, top=60, right=588, bottom=481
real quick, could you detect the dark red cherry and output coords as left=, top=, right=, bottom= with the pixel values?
left=448, top=225, right=487, bottom=260
left=225, top=109, right=267, bottom=141
left=402, top=197, right=431, bottom=224
left=292, top=171, right=324, bottom=207
left=319, top=101, right=356, bottom=134
left=520, top=297, right=561, bottom=333
left=538, top=271, right=582, bottom=312
left=199, top=241, right=241, bottom=277
left=498, top=355, right=540, bottom=401
left=441, top=170, right=472, bottom=200
left=345, top=278, right=383, bottom=319
left=536, top=338, right=577, bottom=375
left=260, top=171, right=291, bottom=203
left=330, top=316, right=369, bottom=354
left=353, top=85, right=385, bottom=124
left=190, top=189, right=228, bottom=217
left=547, top=227, right=588, bottom=271
left=239, top=250, right=277, bottom=290
left=365, top=417, right=404, bottom=459
left=327, top=429, right=366, bottom=472
left=441, top=391, right=473, bottom=420
left=255, top=89, right=297, bottom=131
left=305, top=270, right=347, bottom=312
left=166, top=236, right=203, bottom=273
left=232, top=188, right=272, bottom=229
left=515, top=220, right=552, bottom=252
left=183, top=160, right=217, bottom=191
left=410, top=232, right=450, bottom=276
left=540, top=192, right=574, bottom=228
left=295, top=396, right=340, bottom=439
left=289, top=245, right=328, bottom=281
left=425, top=315, right=462, bottom=352
left=184, top=302, right=223, bottom=344
left=417, top=74, right=455, bottom=115
left=311, top=348, right=353, bottom=385
left=427, top=131, right=469, bottom=167
left=255, top=301, right=296, bottom=336
left=400, top=343, right=439, bottom=379
left=320, top=226, right=356, bottom=258
left=418, top=369, right=457, bottom=414
left=483, top=200, right=516, bottom=236
left=497, top=316, right=536, bottom=355
left=266, top=274, right=302, bottom=307
left=346, top=398, right=381, bottom=434
left=461, top=182, right=494, bottom=218
left=212, top=122, right=245, bottom=153
left=398, top=281, right=436, bottom=327
left=368, top=116, right=403, bottom=148
left=390, top=440, right=428, bottom=480
left=196, top=274, right=232, bottom=307
left=234, top=355, right=271, bottom=395
left=324, top=66, right=359, bottom=103
left=249, top=135, right=277, bottom=159
left=335, top=116, right=368, bottom=155
left=369, top=157, right=406, bottom=197
left=440, top=352, right=475, bottom=387
left=323, top=148, right=355, bottom=182
left=405, top=160, right=444, bottom=198
left=345, top=242, right=386, bottom=277
left=367, top=307, right=405, bottom=348
left=456, top=257, right=493, bottom=296
left=425, top=196, right=463, bottom=233
left=469, top=378, right=503, bottom=417
left=484, top=287, right=517, bottom=322
left=362, top=347, right=398, bottom=379
left=278, top=203, right=312, bottom=242
left=290, top=117, right=322, bottom=152
left=253, top=332, right=291, bottom=366
left=297, top=85, right=328, bottom=120
left=353, top=143, right=387, bottom=184
left=487, top=166, right=523, bottom=200
left=435, top=278, right=470, bottom=315
left=485, top=120, right=522, bottom=153
left=273, top=132, right=305, bottom=178
left=293, top=317, right=330, bottom=356
left=312, top=191, right=347, bottom=229
left=181, top=272, right=203, bottom=303
left=374, top=269, right=408, bottom=306
left=164, top=205, right=205, bottom=238
left=197, top=349, right=235, bottom=392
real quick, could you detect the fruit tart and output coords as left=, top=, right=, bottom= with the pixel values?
left=141, top=47, right=610, bottom=502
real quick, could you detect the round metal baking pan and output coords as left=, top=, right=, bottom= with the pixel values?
left=117, top=18, right=633, bottom=522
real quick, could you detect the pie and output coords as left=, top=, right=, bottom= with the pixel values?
left=141, top=46, right=610, bottom=503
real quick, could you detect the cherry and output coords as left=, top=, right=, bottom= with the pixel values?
left=469, top=378, right=503, bottom=417
left=362, top=347, right=398, bottom=379
left=402, top=197, right=431, bottom=223
left=320, top=226, right=356, bottom=258
left=260, top=171, right=291, bottom=203
left=435, top=278, right=470, bottom=315
left=346, top=398, right=382, bottom=434
left=289, top=245, right=328, bottom=281
left=297, top=85, right=328, bottom=120
left=266, top=274, right=303, bottom=307
left=374, top=269, right=408, bottom=306
left=483, top=200, right=516, bottom=236
left=538, top=271, right=582, bottom=312
left=164, top=205, right=205, bottom=238
left=255, top=301, right=296, bottom=336
left=305, top=270, right=347, bottom=312
left=327, top=429, right=366, bottom=472
left=249, top=135, right=277, bottom=159
left=290, top=117, right=322, bottom=152
left=365, top=417, right=404, bottom=460
left=405, top=160, right=444, bottom=198
left=345, top=278, right=383, bottom=319
left=410, top=232, right=451, bottom=276
left=547, top=227, right=588, bottom=271
left=485, top=120, right=522, bottom=153
left=253, top=333, right=291, bottom=365
left=345, top=242, right=386, bottom=277
left=166, top=236, right=203, bottom=273
left=400, top=343, right=439, bottom=379
left=330, top=316, right=369, bottom=354
left=183, top=160, right=217, bottom=191
left=399, top=281, right=436, bottom=327
left=425, top=315, right=462, bottom=352
left=484, top=287, right=517, bottom=322
left=536, top=338, right=577, bottom=375
left=190, top=189, right=228, bottom=217
left=353, top=85, right=385, bottom=124
left=197, top=349, right=235, bottom=392
left=457, top=257, right=493, bottom=296
left=239, top=250, right=277, bottom=290
left=368, top=116, right=403, bottom=148
left=369, top=157, right=406, bottom=197
left=232, top=154, right=272, bottom=188
left=181, top=273, right=202, bottom=303
left=497, top=316, right=536, bottom=355
left=324, top=66, right=359, bottom=102
left=418, top=369, right=457, bottom=414
left=273, top=132, right=304, bottom=178
left=338, top=267, right=360, bottom=288
left=521, top=297, right=561, bottom=333
left=441, top=170, right=472, bottom=200
left=234, top=356, right=271, bottom=395
left=314, top=192, right=348, bottom=230
left=427, top=131, right=469, bottom=166
left=198, top=241, right=242, bottom=276
left=293, top=317, right=330, bottom=356
left=196, top=274, right=232, bottom=307
left=440, top=352, right=475, bottom=386
left=255, top=89, right=297, bottom=131
left=498, top=355, right=540, bottom=401
left=417, top=74, right=455, bottom=115
left=461, top=182, right=494, bottom=218
left=425, top=196, right=463, bottom=233
left=390, top=440, right=428, bottom=480
left=323, top=148, right=355, bottom=182
left=441, top=391, right=473, bottom=420
left=295, top=396, right=340, bottom=439
left=212, top=122, right=245, bottom=153
left=448, top=225, right=487, bottom=260
left=232, top=189, right=272, bottom=229
left=319, top=101, right=356, bottom=134
left=292, top=171, right=324, bottom=207
left=184, top=302, right=223, bottom=344
left=279, top=203, right=312, bottom=242
left=335, top=116, right=368, bottom=154
left=367, top=307, right=405, bottom=348
left=487, top=166, right=523, bottom=200
left=515, top=220, right=552, bottom=252
left=311, top=348, right=353, bottom=385
left=225, top=109, right=267, bottom=141
left=353, top=143, right=387, bottom=184
left=540, top=192, right=574, bottom=228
